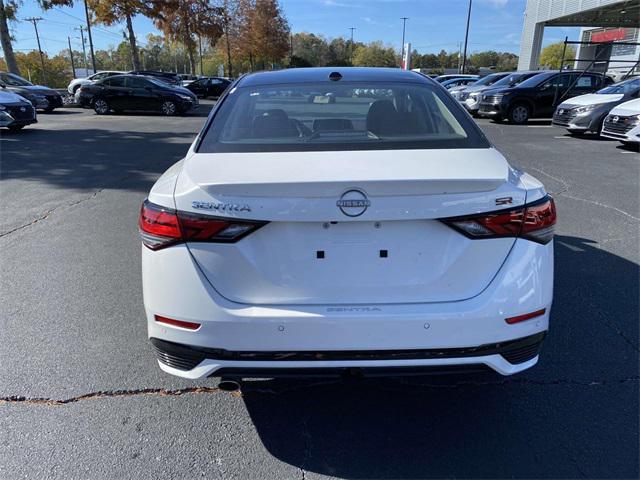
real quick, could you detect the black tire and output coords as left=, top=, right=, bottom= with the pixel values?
left=93, top=98, right=110, bottom=115
left=7, top=125, right=25, bottom=131
left=44, top=107, right=55, bottom=113
left=567, top=129, right=585, bottom=136
left=160, top=100, right=177, bottom=116
left=508, top=103, right=530, bottom=124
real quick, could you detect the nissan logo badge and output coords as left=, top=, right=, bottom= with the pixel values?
left=336, top=189, right=370, bottom=217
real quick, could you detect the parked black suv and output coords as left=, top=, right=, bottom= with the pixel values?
left=479, top=71, right=613, bottom=124
left=78, top=74, right=198, bottom=116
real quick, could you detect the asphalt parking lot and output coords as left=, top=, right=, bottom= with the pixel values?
left=1, top=102, right=638, bottom=479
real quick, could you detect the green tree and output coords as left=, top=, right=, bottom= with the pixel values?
left=352, top=41, right=396, bottom=67
left=539, top=42, right=575, bottom=69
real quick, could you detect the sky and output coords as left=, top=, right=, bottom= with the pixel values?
left=11, top=0, right=579, bottom=57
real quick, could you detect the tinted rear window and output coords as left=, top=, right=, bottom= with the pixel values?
left=197, top=81, right=489, bottom=153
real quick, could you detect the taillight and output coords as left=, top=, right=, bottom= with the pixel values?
left=139, top=201, right=182, bottom=250
left=139, top=200, right=266, bottom=250
left=441, top=195, right=556, bottom=244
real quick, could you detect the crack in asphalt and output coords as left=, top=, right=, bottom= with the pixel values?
left=0, top=386, right=222, bottom=406
left=1, top=376, right=638, bottom=407
left=558, top=192, right=640, bottom=223
left=0, top=188, right=105, bottom=238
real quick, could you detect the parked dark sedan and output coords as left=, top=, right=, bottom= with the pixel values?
left=0, top=89, right=37, bottom=131
left=0, top=72, right=63, bottom=112
left=77, top=74, right=198, bottom=116
left=479, top=71, right=613, bottom=124
left=185, top=77, right=232, bottom=98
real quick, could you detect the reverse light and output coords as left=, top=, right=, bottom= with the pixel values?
left=139, top=199, right=266, bottom=250
left=154, top=315, right=201, bottom=330
left=505, top=308, right=546, bottom=325
left=441, top=195, right=556, bottom=244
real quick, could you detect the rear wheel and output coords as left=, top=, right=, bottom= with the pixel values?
left=44, top=107, right=55, bottom=113
left=508, top=104, right=530, bottom=124
left=160, top=100, right=177, bottom=116
left=7, top=125, right=25, bottom=131
left=93, top=98, right=110, bottom=115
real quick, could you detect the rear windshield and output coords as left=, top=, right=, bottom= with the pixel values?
left=197, top=81, right=489, bottom=153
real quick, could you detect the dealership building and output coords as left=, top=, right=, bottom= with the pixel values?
left=518, top=0, right=640, bottom=74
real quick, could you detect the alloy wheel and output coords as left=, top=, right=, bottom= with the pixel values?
left=161, top=101, right=177, bottom=116
left=511, top=105, right=529, bottom=124
left=94, top=99, right=109, bottom=115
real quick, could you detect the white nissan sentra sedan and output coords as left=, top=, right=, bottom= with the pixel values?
left=140, top=67, right=555, bottom=381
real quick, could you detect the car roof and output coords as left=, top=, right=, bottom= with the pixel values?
left=237, top=67, right=431, bottom=87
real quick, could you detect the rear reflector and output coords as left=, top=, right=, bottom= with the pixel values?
left=505, top=308, right=546, bottom=325
left=441, top=195, right=556, bottom=244
left=139, top=200, right=267, bottom=250
left=154, top=315, right=201, bottom=330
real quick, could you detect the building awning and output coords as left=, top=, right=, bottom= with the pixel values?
left=545, top=0, right=639, bottom=28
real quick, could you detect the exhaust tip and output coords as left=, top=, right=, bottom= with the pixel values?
left=218, top=379, right=241, bottom=392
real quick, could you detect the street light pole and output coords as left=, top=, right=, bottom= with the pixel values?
left=25, top=17, right=46, bottom=84
left=461, top=0, right=472, bottom=74
left=400, top=17, right=408, bottom=54
left=349, top=27, right=356, bottom=64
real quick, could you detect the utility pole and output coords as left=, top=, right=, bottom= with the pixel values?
left=68, top=36, right=76, bottom=77
left=461, top=0, right=472, bottom=74
left=349, top=27, right=356, bottom=64
left=83, top=0, right=97, bottom=72
left=75, top=26, right=88, bottom=73
left=25, top=17, right=47, bottom=84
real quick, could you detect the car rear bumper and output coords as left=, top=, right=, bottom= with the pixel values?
left=143, top=238, right=554, bottom=378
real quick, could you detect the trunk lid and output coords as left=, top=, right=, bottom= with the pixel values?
left=174, top=148, right=524, bottom=305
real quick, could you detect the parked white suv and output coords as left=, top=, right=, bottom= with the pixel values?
left=140, top=68, right=555, bottom=381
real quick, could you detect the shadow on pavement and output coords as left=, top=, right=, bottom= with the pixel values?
left=1, top=126, right=197, bottom=193
left=239, top=235, right=639, bottom=479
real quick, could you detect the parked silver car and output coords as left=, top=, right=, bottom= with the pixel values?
left=552, top=77, right=640, bottom=135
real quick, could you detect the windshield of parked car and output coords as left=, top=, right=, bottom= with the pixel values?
left=472, top=73, right=505, bottom=87
left=147, top=77, right=172, bottom=88
left=0, top=72, right=33, bottom=86
left=491, top=72, right=535, bottom=88
left=515, top=72, right=555, bottom=89
left=597, top=77, right=640, bottom=94
left=198, top=81, right=489, bottom=152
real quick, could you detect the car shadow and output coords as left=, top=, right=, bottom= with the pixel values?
left=236, top=235, right=639, bottom=479
left=616, top=142, right=639, bottom=152
left=1, top=126, right=197, bottom=192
